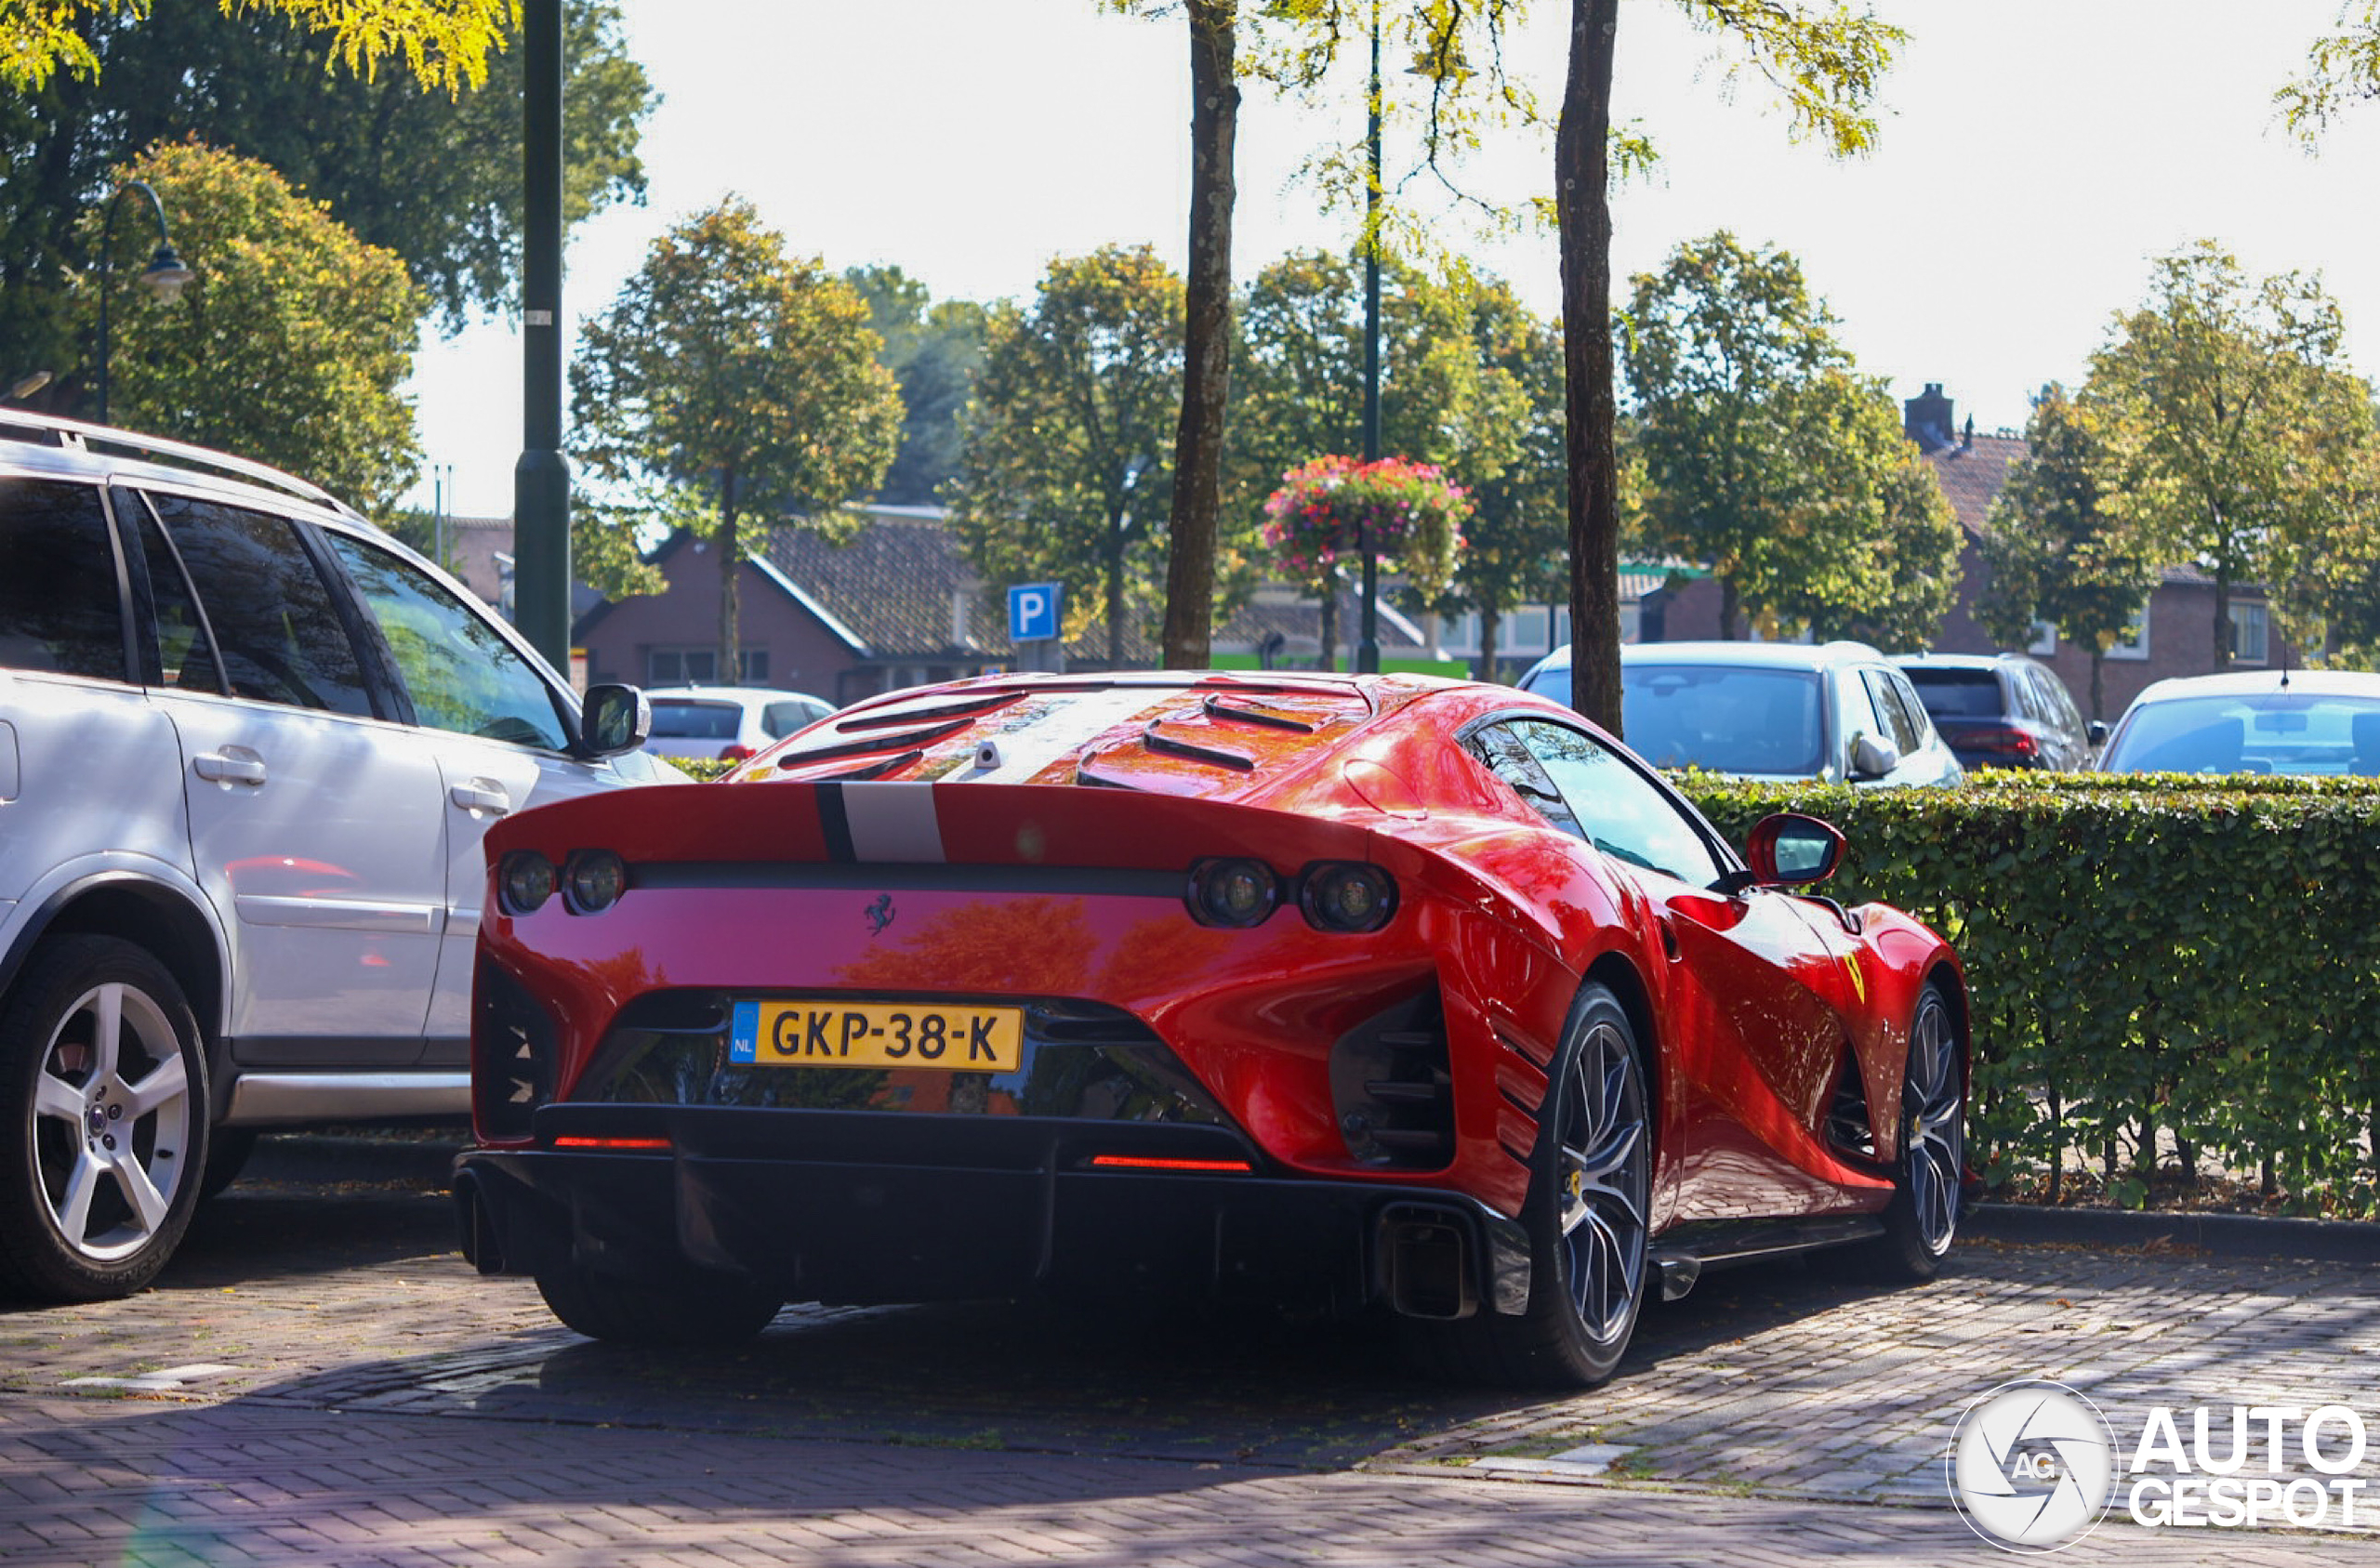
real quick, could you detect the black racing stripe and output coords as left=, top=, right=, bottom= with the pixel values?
left=816, top=782, right=856, bottom=863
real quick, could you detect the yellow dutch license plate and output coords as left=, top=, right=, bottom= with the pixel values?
left=729, top=999, right=1024, bottom=1072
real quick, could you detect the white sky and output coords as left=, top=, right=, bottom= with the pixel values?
left=404, top=0, right=2380, bottom=519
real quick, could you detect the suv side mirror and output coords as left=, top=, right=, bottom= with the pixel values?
left=1850, top=732, right=1901, bottom=780
left=1744, top=812, right=1845, bottom=886
left=577, top=683, right=651, bottom=758
left=2087, top=719, right=2110, bottom=746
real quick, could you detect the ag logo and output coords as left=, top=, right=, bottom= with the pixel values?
left=1948, top=1379, right=2116, bottom=1552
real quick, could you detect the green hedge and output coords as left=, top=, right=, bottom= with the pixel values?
left=1676, top=771, right=2380, bottom=1217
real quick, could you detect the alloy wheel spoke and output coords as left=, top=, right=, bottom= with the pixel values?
left=119, top=1052, right=189, bottom=1121
left=112, top=1153, right=170, bottom=1236
left=33, top=1068, right=84, bottom=1127
left=85, top=985, right=125, bottom=1083
left=51, top=1149, right=101, bottom=1245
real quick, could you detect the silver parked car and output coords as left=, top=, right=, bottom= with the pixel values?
left=641, top=684, right=833, bottom=763
left=2096, top=668, right=2380, bottom=776
left=1518, top=640, right=1965, bottom=787
left=0, top=411, right=673, bottom=1301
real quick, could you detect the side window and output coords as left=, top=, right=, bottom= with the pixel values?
left=147, top=494, right=374, bottom=717
left=1514, top=718, right=1726, bottom=887
left=0, top=479, right=126, bottom=682
left=1885, top=671, right=1937, bottom=748
left=1860, top=669, right=1923, bottom=755
left=1461, top=720, right=1583, bottom=838
left=118, top=490, right=222, bottom=693
left=761, top=699, right=823, bottom=738
left=323, top=533, right=570, bottom=751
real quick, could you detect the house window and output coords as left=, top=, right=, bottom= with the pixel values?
left=1442, top=612, right=1481, bottom=655
left=2228, top=602, right=2269, bottom=665
left=648, top=648, right=767, bottom=685
left=2107, top=605, right=2150, bottom=662
left=2024, top=620, right=2056, bottom=656
left=1508, top=606, right=1551, bottom=654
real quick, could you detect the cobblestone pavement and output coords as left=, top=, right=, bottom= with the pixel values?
left=1, top=1138, right=2377, bottom=1565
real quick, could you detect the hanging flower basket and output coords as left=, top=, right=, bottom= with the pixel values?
left=1262, top=454, right=1470, bottom=597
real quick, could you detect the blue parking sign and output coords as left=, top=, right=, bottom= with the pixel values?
left=1008, top=583, right=1060, bottom=642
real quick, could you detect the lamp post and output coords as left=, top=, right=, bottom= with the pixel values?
left=1355, top=1, right=1383, bottom=676
left=94, top=180, right=195, bottom=426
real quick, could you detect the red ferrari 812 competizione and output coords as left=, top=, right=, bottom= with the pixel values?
left=454, top=672, right=1966, bottom=1388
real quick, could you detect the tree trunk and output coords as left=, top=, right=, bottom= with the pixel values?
left=1557, top=0, right=1623, bottom=736
left=1480, top=604, right=1502, bottom=685
left=717, top=470, right=741, bottom=686
left=2212, top=569, right=2231, bottom=670
left=1318, top=585, right=1339, bottom=672
left=1720, top=577, right=1741, bottom=640
left=1161, top=0, right=1237, bottom=670
left=1107, top=510, right=1127, bottom=666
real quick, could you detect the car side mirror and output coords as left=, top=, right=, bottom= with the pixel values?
left=2087, top=719, right=2110, bottom=746
left=577, top=683, right=651, bottom=759
left=1744, top=812, right=1845, bottom=887
left=1850, top=732, right=1901, bottom=780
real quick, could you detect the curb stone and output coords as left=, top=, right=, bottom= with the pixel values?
left=1964, top=1200, right=2380, bottom=1263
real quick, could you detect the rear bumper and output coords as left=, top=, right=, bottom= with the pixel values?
left=454, top=1104, right=1531, bottom=1322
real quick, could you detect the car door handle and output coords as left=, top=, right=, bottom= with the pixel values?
left=449, top=781, right=512, bottom=816
left=192, top=749, right=267, bottom=786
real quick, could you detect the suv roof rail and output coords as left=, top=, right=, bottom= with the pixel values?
left=0, top=407, right=350, bottom=514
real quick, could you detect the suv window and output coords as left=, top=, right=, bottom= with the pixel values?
left=0, top=479, right=126, bottom=682
left=146, top=494, right=374, bottom=717
left=1861, top=668, right=1925, bottom=756
left=323, top=533, right=571, bottom=751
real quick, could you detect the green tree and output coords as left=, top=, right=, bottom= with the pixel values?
left=845, top=264, right=988, bottom=507
left=1976, top=385, right=2161, bottom=720
left=3, top=0, right=509, bottom=92
left=1, top=2, right=649, bottom=394
left=572, top=199, right=902, bottom=684
left=1758, top=370, right=1961, bottom=651
left=2278, top=1, right=2380, bottom=143
left=87, top=141, right=425, bottom=512
left=2084, top=243, right=2373, bottom=670
left=949, top=244, right=1185, bottom=666
left=1622, top=231, right=1848, bottom=635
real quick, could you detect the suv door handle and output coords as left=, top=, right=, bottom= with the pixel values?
left=449, top=780, right=512, bottom=816
left=192, top=748, right=267, bottom=785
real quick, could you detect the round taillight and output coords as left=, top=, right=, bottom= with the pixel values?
left=1300, top=862, right=1396, bottom=933
left=1185, top=858, right=1279, bottom=928
left=563, top=849, right=628, bottom=914
left=499, top=851, right=556, bottom=916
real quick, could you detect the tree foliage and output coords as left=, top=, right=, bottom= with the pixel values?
left=948, top=244, right=1185, bottom=665
left=572, top=199, right=902, bottom=682
left=1977, top=385, right=2161, bottom=720
left=0, top=0, right=648, bottom=392
left=2, top=0, right=513, bottom=93
left=2083, top=242, right=2374, bottom=668
left=845, top=264, right=988, bottom=507
left=88, top=141, right=426, bottom=512
left=2278, top=1, right=2380, bottom=144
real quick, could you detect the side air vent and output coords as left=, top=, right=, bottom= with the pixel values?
left=472, top=958, right=557, bottom=1140
left=1332, top=990, right=1454, bottom=1169
left=1825, top=1047, right=1876, bottom=1159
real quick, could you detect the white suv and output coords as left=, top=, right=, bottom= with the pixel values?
left=0, top=412, right=670, bottom=1301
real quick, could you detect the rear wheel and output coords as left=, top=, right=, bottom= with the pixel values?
left=1408, top=983, right=1651, bottom=1389
left=0, top=936, right=208, bottom=1302
left=535, top=1264, right=782, bottom=1346
left=1847, top=982, right=1965, bottom=1280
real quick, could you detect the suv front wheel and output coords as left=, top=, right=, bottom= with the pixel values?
left=0, top=935, right=209, bottom=1301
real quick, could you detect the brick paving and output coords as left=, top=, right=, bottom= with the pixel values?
left=0, top=1138, right=2377, bottom=1565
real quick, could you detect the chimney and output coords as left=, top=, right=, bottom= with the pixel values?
left=1904, top=383, right=1956, bottom=453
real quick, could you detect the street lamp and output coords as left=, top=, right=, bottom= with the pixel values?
left=94, top=179, right=194, bottom=426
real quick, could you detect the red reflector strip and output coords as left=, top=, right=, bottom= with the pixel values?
left=550, top=1135, right=672, bottom=1152
left=1088, top=1153, right=1252, bottom=1173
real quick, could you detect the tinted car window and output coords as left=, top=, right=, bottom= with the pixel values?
left=651, top=699, right=742, bottom=740
left=1861, top=668, right=1924, bottom=756
left=1514, top=718, right=1726, bottom=887
left=0, top=479, right=126, bottom=682
left=1463, top=720, right=1584, bottom=837
left=120, top=491, right=221, bottom=693
left=1903, top=668, right=1999, bottom=719
left=1620, top=665, right=1824, bottom=775
left=146, top=494, right=374, bottom=717
left=324, top=533, right=570, bottom=751
left=762, top=699, right=825, bottom=737
left=2104, top=692, right=2380, bottom=775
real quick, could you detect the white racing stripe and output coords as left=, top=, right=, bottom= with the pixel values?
left=841, top=781, right=948, bottom=862
left=962, top=688, right=1169, bottom=784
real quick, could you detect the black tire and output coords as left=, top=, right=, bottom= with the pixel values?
left=1846, top=982, right=1965, bottom=1281
left=198, top=1127, right=259, bottom=1201
left=535, top=1264, right=781, bottom=1347
left=1408, top=982, right=1652, bottom=1389
left=0, top=935, right=209, bottom=1302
